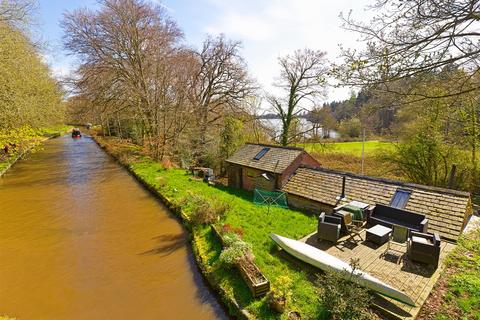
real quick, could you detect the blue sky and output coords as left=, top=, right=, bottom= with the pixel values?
left=37, top=0, right=372, bottom=102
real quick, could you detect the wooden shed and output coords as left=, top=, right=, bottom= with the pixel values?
left=225, top=143, right=320, bottom=191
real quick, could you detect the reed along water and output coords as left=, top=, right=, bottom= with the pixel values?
left=0, top=135, right=226, bottom=319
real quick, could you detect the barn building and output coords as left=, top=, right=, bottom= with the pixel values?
left=225, top=143, right=320, bottom=191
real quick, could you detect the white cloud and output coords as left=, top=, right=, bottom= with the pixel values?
left=42, top=52, right=75, bottom=81
left=202, top=0, right=372, bottom=102
left=149, top=0, right=175, bottom=13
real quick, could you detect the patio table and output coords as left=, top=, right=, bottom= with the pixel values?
left=366, top=224, right=392, bottom=245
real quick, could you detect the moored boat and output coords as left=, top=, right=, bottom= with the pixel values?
left=270, top=233, right=415, bottom=306
left=72, top=128, right=82, bottom=139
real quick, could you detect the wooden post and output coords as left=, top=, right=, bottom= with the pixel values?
left=273, top=160, right=280, bottom=190
left=361, top=127, right=366, bottom=175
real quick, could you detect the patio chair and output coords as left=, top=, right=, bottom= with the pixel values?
left=384, top=224, right=409, bottom=263
left=317, top=212, right=342, bottom=243
left=409, top=231, right=441, bottom=268
left=338, top=210, right=365, bottom=243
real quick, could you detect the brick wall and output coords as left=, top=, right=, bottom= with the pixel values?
left=301, top=153, right=321, bottom=167
left=241, top=167, right=256, bottom=190
left=279, top=152, right=321, bottom=188
left=255, top=174, right=276, bottom=191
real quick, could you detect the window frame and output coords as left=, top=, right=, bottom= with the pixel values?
left=390, top=188, right=412, bottom=209
left=253, top=147, right=270, bottom=161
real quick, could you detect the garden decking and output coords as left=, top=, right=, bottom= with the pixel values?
left=300, top=230, right=455, bottom=319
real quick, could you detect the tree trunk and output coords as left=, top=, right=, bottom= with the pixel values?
left=281, top=118, right=291, bottom=146
left=471, top=101, right=478, bottom=193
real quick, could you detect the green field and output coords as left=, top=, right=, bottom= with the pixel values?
left=297, top=141, right=395, bottom=157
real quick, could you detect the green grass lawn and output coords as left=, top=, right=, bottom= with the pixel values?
left=419, top=228, right=480, bottom=320
left=297, top=140, right=395, bottom=157
left=294, top=140, right=404, bottom=181
left=36, top=124, right=72, bottom=136
left=130, top=160, right=325, bottom=319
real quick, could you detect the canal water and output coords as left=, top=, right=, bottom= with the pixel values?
left=0, top=135, right=226, bottom=319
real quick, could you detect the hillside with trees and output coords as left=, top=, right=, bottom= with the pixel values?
left=0, top=1, right=64, bottom=152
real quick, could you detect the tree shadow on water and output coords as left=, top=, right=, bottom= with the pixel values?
left=138, top=233, right=186, bottom=257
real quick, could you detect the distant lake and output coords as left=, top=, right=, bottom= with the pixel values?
left=260, top=118, right=340, bottom=140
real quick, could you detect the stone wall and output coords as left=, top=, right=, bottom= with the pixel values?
left=286, top=194, right=334, bottom=215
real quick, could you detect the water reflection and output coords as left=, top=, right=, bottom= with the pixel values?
left=0, top=135, right=226, bottom=319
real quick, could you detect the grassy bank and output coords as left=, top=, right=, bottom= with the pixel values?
left=94, top=135, right=330, bottom=319
left=418, top=227, right=480, bottom=320
left=0, top=125, right=71, bottom=175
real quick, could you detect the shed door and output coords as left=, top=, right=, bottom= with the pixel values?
left=228, top=166, right=242, bottom=188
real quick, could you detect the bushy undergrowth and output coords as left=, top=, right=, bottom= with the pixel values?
left=316, top=259, right=372, bottom=320
left=0, top=125, right=71, bottom=172
left=189, top=193, right=230, bottom=225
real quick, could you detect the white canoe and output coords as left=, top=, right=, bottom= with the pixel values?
left=270, top=233, right=415, bottom=306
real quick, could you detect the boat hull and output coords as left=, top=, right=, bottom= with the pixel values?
left=270, top=233, right=415, bottom=306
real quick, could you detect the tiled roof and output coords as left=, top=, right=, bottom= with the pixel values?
left=226, top=143, right=304, bottom=174
left=283, top=166, right=472, bottom=241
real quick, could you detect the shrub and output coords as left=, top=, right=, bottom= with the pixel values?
left=267, top=275, right=293, bottom=313
left=219, top=232, right=254, bottom=266
left=380, top=131, right=466, bottom=188
left=274, top=275, right=293, bottom=301
left=189, top=193, right=230, bottom=225
left=160, top=158, right=174, bottom=169
left=316, top=259, right=372, bottom=320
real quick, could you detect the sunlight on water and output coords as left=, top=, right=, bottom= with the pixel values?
left=0, top=135, right=225, bottom=319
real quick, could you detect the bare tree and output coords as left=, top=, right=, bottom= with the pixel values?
left=190, top=34, right=257, bottom=163
left=151, top=49, right=197, bottom=159
left=63, top=1, right=261, bottom=165
left=0, top=0, right=36, bottom=27
left=62, top=0, right=195, bottom=158
left=268, top=48, right=328, bottom=146
left=336, top=0, right=480, bottom=100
